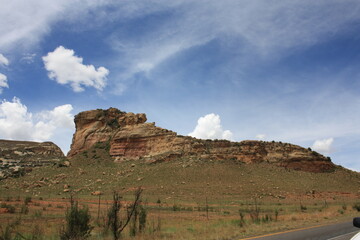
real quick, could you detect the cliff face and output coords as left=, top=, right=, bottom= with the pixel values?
left=68, top=108, right=335, bottom=173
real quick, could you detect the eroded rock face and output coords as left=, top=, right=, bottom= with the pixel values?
left=0, top=140, right=64, bottom=161
left=0, top=140, right=65, bottom=179
left=68, top=108, right=335, bottom=173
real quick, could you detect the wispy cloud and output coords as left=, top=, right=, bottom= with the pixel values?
left=105, top=0, right=360, bottom=83
left=0, top=54, right=9, bottom=66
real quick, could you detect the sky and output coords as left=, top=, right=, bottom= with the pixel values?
left=1, top=0, right=360, bottom=171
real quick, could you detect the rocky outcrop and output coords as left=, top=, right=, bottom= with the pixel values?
left=68, top=108, right=335, bottom=173
left=0, top=140, right=65, bottom=179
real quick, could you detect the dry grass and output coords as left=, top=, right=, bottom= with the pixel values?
left=0, top=147, right=359, bottom=239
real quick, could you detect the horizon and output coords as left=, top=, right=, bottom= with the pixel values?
left=1, top=1, right=360, bottom=171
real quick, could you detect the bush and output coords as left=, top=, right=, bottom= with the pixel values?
left=139, top=206, right=147, bottom=233
left=60, top=198, right=93, bottom=240
left=353, top=203, right=360, bottom=212
left=24, top=196, right=32, bottom=205
left=172, top=204, right=180, bottom=211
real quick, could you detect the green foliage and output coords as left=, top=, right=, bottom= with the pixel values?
left=172, top=204, right=180, bottom=211
left=0, top=223, right=13, bottom=240
left=107, top=188, right=143, bottom=240
left=353, top=203, right=360, bottom=212
left=60, top=198, right=93, bottom=240
left=342, top=203, right=347, bottom=210
left=238, top=210, right=245, bottom=227
left=274, top=209, right=279, bottom=221
left=106, top=119, right=119, bottom=128
left=139, top=206, right=147, bottom=233
left=24, top=196, right=32, bottom=205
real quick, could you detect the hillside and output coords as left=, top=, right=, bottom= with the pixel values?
left=0, top=140, right=65, bottom=179
left=1, top=108, right=360, bottom=240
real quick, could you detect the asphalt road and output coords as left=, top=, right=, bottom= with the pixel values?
left=239, top=221, right=359, bottom=240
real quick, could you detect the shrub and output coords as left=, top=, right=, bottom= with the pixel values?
left=353, top=203, right=360, bottom=212
left=60, top=198, right=93, bottom=240
left=107, top=188, right=143, bottom=240
left=300, top=204, right=307, bottom=211
left=0, top=223, right=13, bottom=240
left=139, top=206, right=147, bottom=233
left=172, top=204, right=180, bottom=211
left=342, top=203, right=347, bottom=210
left=24, top=196, right=32, bottom=205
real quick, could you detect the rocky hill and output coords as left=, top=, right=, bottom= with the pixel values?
left=0, top=140, right=65, bottom=179
left=68, top=108, right=335, bottom=173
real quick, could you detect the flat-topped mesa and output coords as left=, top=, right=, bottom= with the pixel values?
left=68, top=108, right=335, bottom=173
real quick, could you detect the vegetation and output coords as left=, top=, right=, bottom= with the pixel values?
left=107, top=188, right=143, bottom=240
left=60, top=197, right=93, bottom=240
left=0, top=145, right=359, bottom=239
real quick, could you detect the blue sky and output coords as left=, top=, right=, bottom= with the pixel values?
left=1, top=0, right=360, bottom=171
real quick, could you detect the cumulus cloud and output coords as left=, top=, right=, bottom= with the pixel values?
left=256, top=134, right=266, bottom=140
left=188, top=113, right=233, bottom=140
left=0, top=97, right=74, bottom=143
left=311, top=138, right=334, bottom=154
left=43, top=46, right=109, bottom=92
left=0, top=54, right=9, bottom=66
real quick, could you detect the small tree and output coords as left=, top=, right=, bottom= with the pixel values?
left=60, top=197, right=93, bottom=240
left=107, top=187, right=143, bottom=240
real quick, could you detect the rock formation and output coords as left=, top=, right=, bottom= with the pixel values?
left=68, top=108, right=335, bottom=173
left=0, top=140, right=65, bottom=179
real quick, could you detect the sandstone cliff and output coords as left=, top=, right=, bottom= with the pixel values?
left=68, top=108, right=335, bottom=173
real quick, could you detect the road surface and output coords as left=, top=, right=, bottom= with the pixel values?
left=239, top=221, right=359, bottom=240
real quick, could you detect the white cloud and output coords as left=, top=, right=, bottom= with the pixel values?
left=256, top=134, right=266, bottom=140
left=0, top=54, right=9, bottom=66
left=0, top=0, right=111, bottom=51
left=188, top=113, right=233, bottom=140
left=311, top=138, right=334, bottom=154
left=21, top=53, right=36, bottom=64
left=0, top=73, right=8, bottom=93
left=105, top=0, right=360, bottom=82
left=0, top=97, right=74, bottom=150
left=43, top=46, right=109, bottom=92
